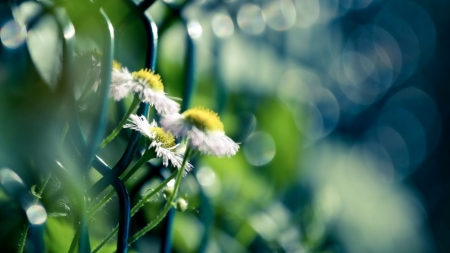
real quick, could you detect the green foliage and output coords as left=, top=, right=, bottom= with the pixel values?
left=44, top=219, right=75, bottom=252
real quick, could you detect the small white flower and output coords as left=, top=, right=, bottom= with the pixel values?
left=160, top=107, right=239, bottom=157
left=109, top=65, right=180, bottom=115
left=123, top=114, right=193, bottom=175
left=131, top=69, right=180, bottom=115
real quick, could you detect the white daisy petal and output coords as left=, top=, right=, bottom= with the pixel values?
left=108, top=66, right=180, bottom=114
left=188, top=128, right=239, bottom=157
left=123, top=114, right=193, bottom=175
left=109, top=67, right=134, bottom=101
left=149, top=141, right=193, bottom=176
left=149, top=92, right=180, bottom=115
left=133, top=78, right=180, bottom=115
left=112, top=68, right=133, bottom=86
left=160, top=108, right=240, bottom=158
left=123, top=114, right=157, bottom=139
left=160, top=113, right=187, bottom=137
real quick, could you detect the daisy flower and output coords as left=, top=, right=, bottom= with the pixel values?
left=109, top=65, right=180, bottom=115
left=130, top=69, right=180, bottom=115
left=123, top=114, right=193, bottom=175
left=160, top=107, right=239, bottom=157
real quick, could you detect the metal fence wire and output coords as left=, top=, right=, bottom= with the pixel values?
left=2, top=0, right=447, bottom=253
left=0, top=0, right=198, bottom=252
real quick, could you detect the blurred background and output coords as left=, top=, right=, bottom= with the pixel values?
left=0, top=0, right=450, bottom=252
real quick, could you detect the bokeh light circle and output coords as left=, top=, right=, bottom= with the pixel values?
left=187, top=20, right=202, bottom=39
left=1, top=20, right=27, bottom=49
left=369, top=87, right=441, bottom=180
left=294, top=0, right=320, bottom=28
left=237, top=4, right=266, bottom=35
left=196, top=166, right=221, bottom=197
left=295, top=87, right=340, bottom=141
left=244, top=131, right=276, bottom=166
left=375, top=0, right=436, bottom=74
left=196, top=166, right=216, bottom=187
left=263, top=0, right=296, bottom=31
left=0, top=168, right=23, bottom=185
left=26, top=204, right=47, bottom=225
left=212, top=13, right=234, bottom=38
left=279, top=69, right=340, bottom=142
left=361, top=135, right=395, bottom=183
left=332, top=25, right=402, bottom=105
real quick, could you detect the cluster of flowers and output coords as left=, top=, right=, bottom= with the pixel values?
left=110, top=61, right=239, bottom=174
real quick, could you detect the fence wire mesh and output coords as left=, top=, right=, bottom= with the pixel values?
left=1, top=0, right=450, bottom=253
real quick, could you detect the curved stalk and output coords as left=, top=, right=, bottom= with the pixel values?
left=87, top=149, right=156, bottom=218
left=17, top=225, right=28, bottom=253
left=99, top=95, right=140, bottom=149
left=91, top=171, right=177, bottom=253
left=127, top=148, right=192, bottom=246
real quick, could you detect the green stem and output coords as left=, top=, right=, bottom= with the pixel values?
left=91, top=171, right=177, bottom=253
left=19, top=172, right=52, bottom=252
left=92, top=226, right=118, bottom=253
left=68, top=224, right=81, bottom=253
left=87, top=149, right=156, bottom=218
left=99, top=95, right=140, bottom=149
left=120, top=149, right=156, bottom=182
left=17, top=225, right=28, bottom=253
left=130, top=172, right=177, bottom=216
left=74, top=149, right=154, bottom=253
left=127, top=148, right=192, bottom=246
left=34, top=173, right=52, bottom=204
left=68, top=196, right=89, bottom=253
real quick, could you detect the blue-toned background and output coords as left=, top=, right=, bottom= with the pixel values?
left=0, top=0, right=449, bottom=252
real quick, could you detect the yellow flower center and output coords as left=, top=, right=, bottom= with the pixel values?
left=132, top=69, right=164, bottom=92
left=182, top=107, right=224, bottom=132
left=113, top=60, right=122, bottom=70
left=151, top=127, right=176, bottom=148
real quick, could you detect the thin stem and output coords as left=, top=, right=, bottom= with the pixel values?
left=91, top=171, right=177, bottom=253
left=68, top=200, right=90, bottom=253
left=92, top=226, right=118, bottom=253
left=127, top=148, right=192, bottom=246
left=34, top=173, right=52, bottom=204
left=17, top=225, right=28, bottom=253
left=131, top=171, right=177, bottom=216
left=18, top=171, right=52, bottom=252
left=60, top=122, right=70, bottom=146
left=120, top=149, right=156, bottom=182
left=68, top=222, right=81, bottom=253
left=99, top=95, right=140, bottom=149
left=87, top=149, right=156, bottom=218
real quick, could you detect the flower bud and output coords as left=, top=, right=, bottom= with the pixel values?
left=163, top=187, right=174, bottom=199
left=175, top=198, right=188, bottom=212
